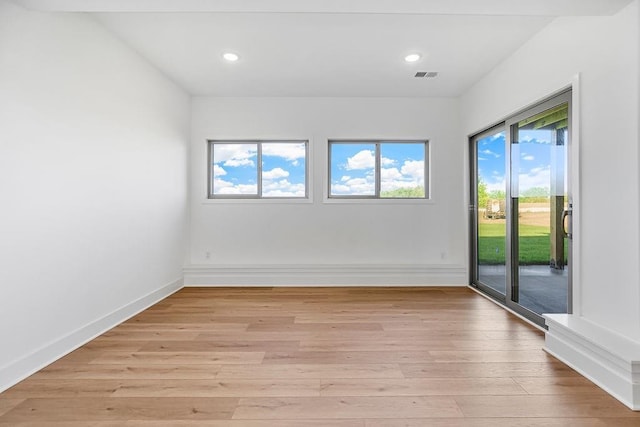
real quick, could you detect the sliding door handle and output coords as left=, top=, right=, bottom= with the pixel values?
left=562, top=209, right=572, bottom=239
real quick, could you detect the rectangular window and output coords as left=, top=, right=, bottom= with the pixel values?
left=209, top=140, right=308, bottom=199
left=329, top=140, right=428, bottom=198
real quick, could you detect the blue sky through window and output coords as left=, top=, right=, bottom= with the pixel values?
left=330, top=142, right=426, bottom=197
left=330, top=143, right=376, bottom=196
left=514, top=130, right=553, bottom=196
left=212, top=143, right=258, bottom=195
left=478, top=129, right=562, bottom=197
left=212, top=141, right=306, bottom=197
left=380, top=143, right=425, bottom=195
left=261, top=142, right=306, bottom=197
left=477, top=132, right=506, bottom=194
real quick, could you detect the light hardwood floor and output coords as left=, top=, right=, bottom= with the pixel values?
left=1, top=287, right=639, bottom=426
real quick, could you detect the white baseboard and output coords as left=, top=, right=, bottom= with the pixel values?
left=0, top=277, right=183, bottom=393
left=544, top=313, right=640, bottom=411
left=183, top=264, right=467, bottom=286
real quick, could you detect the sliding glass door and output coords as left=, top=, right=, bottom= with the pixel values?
left=471, top=127, right=507, bottom=300
left=470, top=91, right=572, bottom=325
left=510, top=98, right=570, bottom=316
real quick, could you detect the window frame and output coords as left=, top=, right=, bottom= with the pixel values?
left=208, top=139, right=309, bottom=200
left=327, top=139, right=429, bottom=200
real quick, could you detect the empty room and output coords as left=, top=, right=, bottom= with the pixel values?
left=1, top=0, right=640, bottom=424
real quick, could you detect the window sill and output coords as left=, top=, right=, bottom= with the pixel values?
left=322, top=197, right=435, bottom=204
left=202, top=197, right=314, bottom=205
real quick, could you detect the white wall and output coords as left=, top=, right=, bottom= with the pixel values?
left=0, top=1, right=190, bottom=391
left=461, top=2, right=640, bottom=408
left=461, top=1, right=640, bottom=340
left=187, top=97, right=466, bottom=285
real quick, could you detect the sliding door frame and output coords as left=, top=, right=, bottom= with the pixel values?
left=470, top=89, right=573, bottom=327
left=469, top=123, right=507, bottom=303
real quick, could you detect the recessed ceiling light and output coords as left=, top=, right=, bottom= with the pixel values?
left=223, top=52, right=239, bottom=62
left=404, top=53, right=421, bottom=63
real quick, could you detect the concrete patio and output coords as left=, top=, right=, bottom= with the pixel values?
left=478, top=265, right=568, bottom=315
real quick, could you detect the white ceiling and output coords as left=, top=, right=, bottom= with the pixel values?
left=92, top=12, right=555, bottom=97
left=10, top=0, right=634, bottom=97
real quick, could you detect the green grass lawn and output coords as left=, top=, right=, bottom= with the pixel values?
left=478, top=222, right=567, bottom=265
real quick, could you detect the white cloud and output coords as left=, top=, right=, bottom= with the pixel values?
left=262, top=167, right=290, bottom=180
left=480, top=170, right=506, bottom=193
left=520, top=131, right=551, bottom=144
left=213, top=178, right=233, bottom=189
left=262, top=179, right=306, bottom=197
left=213, top=143, right=257, bottom=165
left=381, top=180, right=412, bottom=192
left=381, top=157, right=395, bottom=166
left=263, top=189, right=305, bottom=197
left=214, top=175, right=304, bottom=197
left=381, top=167, right=403, bottom=180
left=483, top=166, right=551, bottom=193
left=331, top=177, right=375, bottom=195
left=485, top=179, right=506, bottom=193
left=481, top=149, right=501, bottom=158
left=400, top=160, right=424, bottom=180
left=334, top=158, right=424, bottom=195
left=224, top=158, right=255, bottom=167
left=518, top=165, right=550, bottom=193
left=345, top=178, right=370, bottom=186
left=213, top=165, right=226, bottom=177
left=346, top=150, right=375, bottom=170
left=262, top=143, right=306, bottom=161
left=380, top=161, right=424, bottom=193
left=213, top=178, right=257, bottom=195
left=522, top=154, right=535, bottom=161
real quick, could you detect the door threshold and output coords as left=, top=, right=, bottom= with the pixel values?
left=467, top=285, right=547, bottom=332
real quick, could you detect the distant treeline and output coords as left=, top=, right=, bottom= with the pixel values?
left=479, top=179, right=553, bottom=206
left=380, top=186, right=425, bottom=198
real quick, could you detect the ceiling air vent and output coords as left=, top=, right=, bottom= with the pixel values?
left=415, top=71, right=438, bottom=78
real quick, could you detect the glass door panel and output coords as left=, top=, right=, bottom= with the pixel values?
left=471, top=90, right=572, bottom=325
left=475, top=130, right=507, bottom=296
left=511, top=102, right=569, bottom=315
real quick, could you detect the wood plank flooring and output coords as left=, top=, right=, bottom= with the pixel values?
left=1, top=287, right=639, bottom=425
